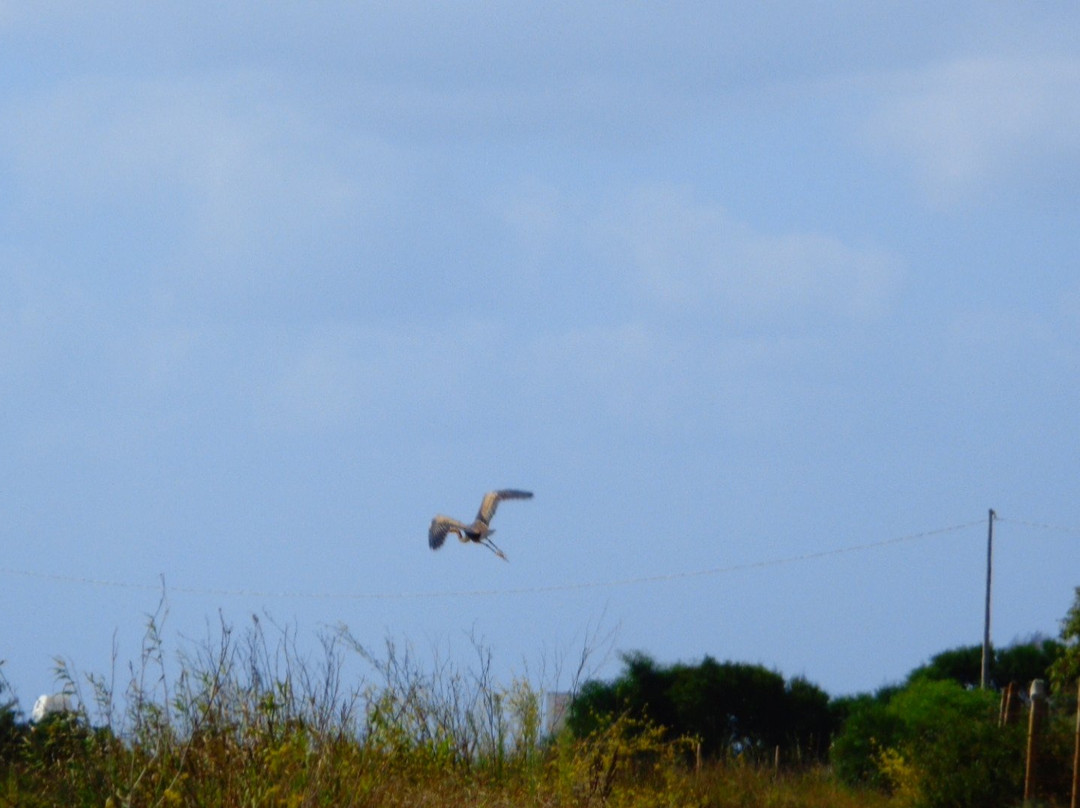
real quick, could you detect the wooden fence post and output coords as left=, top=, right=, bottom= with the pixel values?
left=1025, top=679, right=1048, bottom=804
left=1000, top=681, right=1021, bottom=727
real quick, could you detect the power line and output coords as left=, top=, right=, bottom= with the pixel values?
left=995, top=516, right=1080, bottom=537
left=462, top=519, right=987, bottom=597
left=0, top=518, right=987, bottom=601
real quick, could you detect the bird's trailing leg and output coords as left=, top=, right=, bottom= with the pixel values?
left=482, top=538, right=509, bottom=562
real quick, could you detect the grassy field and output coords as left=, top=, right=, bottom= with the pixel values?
left=1, top=611, right=898, bottom=807
left=3, top=723, right=896, bottom=807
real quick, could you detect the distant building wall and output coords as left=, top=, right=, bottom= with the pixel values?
left=545, top=691, right=571, bottom=736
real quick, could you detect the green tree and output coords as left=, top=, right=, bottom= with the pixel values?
left=669, top=657, right=789, bottom=755
left=906, top=645, right=982, bottom=688
left=785, top=675, right=835, bottom=759
left=905, top=638, right=1063, bottom=690
left=568, top=652, right=835, bottom=762
left=996, top=636, right=1063, bottom=686
left=569, top=652, right=679, bottom=737
left=1049, top=585, right=1080, bottom=693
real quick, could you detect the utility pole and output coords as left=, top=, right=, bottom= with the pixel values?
left=981, top=509, right=996, bottom=689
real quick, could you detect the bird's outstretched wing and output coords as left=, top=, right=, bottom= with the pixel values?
left=429, top=515, right=466, bottom=550
left=476, top=489, right=533, bottom=526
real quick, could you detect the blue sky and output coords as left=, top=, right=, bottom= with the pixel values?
left=2, top=2, right=1079, bottom=711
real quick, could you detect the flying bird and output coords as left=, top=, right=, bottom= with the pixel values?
left=428, top=489, right=533, bottom=561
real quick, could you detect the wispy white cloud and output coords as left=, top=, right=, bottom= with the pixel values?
left=1, top=72, right=413, bottom=319
left=517, top=315, right=840, bottom=441
left=523, top=323, right=674, bottom=425
left=2, top=72, right=402, bottom=231
left=944, top=302, right=1078, bottom=379
left=250, top=323, right=499, bottom=434
left=0, top=255, right=96, bottom=372
left=864, top=56, right=1080, bottom=205
left=590, top=185, right=902, bottom=324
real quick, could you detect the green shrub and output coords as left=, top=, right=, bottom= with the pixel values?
left=829, top=692, right=903, bottom=789
left=0, top=679, right=25, bottom=766
left=832, top=679, right=1024, bottom=808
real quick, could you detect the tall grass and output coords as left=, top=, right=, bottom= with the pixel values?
left=1, top=604, right=893, bottom=808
